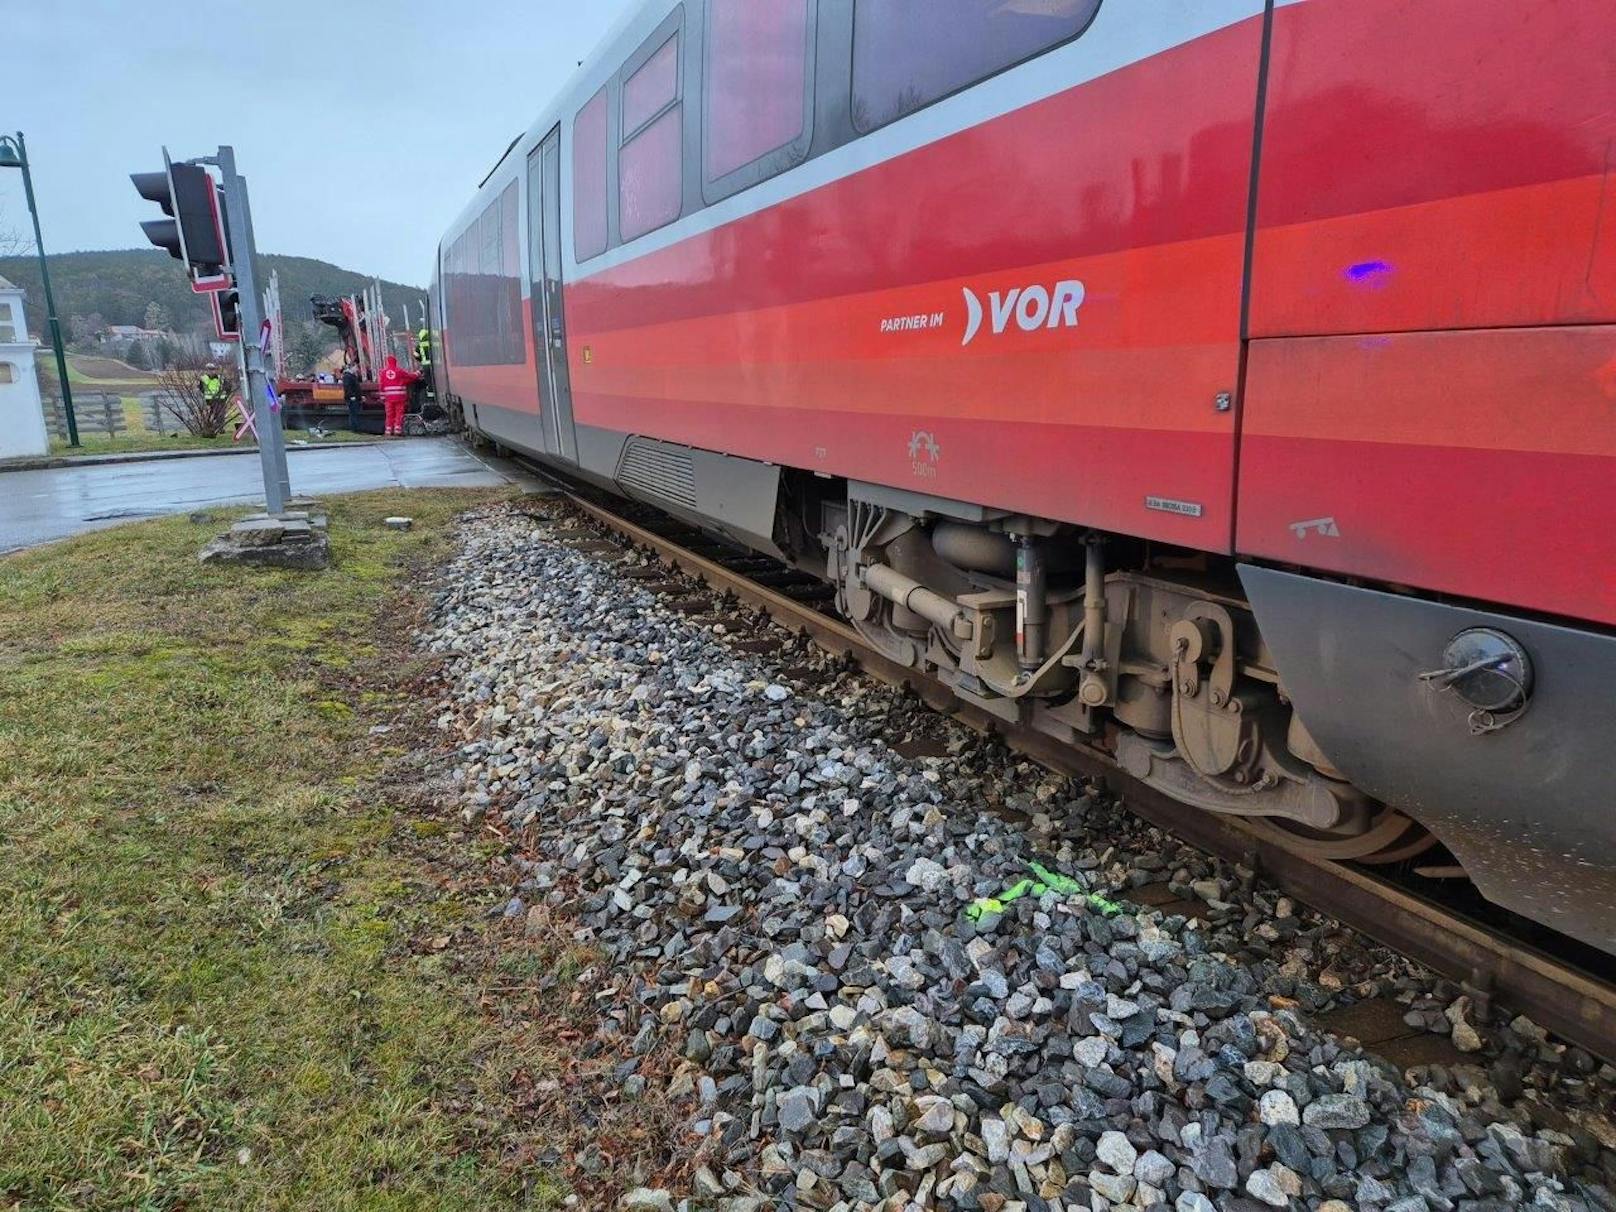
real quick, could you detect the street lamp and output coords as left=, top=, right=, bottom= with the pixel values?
left=0, top=131, right=77, bottom=447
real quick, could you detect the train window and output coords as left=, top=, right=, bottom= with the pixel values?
left=478, top=203, right=500, bottom=365
left=450, top=232, right=469, bottom=361
left=451, top=183, right=524, bottom=366
left=573, top=86, right=609, bottom=261
left=624, top=34, right=679, bottom=135
left=447, top=236, right=460, bottom=327
left=619, top=26, right=683, bottom=242
left=851, top=0, right=1102, bottom=133
left=496, top=180, right=522, bottom=363
left=621, top=109, right=683, bottom=240
left=457, top=231, right=475, bottom=361
left=457, top=231, right=473, bottom=344
left=478, top=203, right=499, bottom=281
left=704, top=0, right=812, bottom=190
left=444, top=239, right=456, bottom=333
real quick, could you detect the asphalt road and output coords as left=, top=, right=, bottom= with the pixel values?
left=0, top=439, right=518, bottom=553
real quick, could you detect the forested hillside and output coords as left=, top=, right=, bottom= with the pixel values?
left=0, top=249, right=425, bottom=339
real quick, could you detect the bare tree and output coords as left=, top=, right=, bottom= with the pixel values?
left=0, top=201, right=28, bottom=259
left=69, top=312, right=107, bottom=349
left=153, top=361, right=234, bottom=438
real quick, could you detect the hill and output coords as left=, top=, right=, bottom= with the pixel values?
left=0, top=249, right=426, bottom=340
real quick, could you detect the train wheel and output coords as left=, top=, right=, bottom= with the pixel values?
left=1250, top=806, right=1439, bottom=865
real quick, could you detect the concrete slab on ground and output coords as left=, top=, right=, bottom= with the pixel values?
left=0, top=438, right=519, bottom=553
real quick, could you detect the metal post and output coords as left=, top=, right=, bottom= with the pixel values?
left=10, top=133, right=78, bottom=446
left=214, top=146, right=291, bottom=514
left=348, top=293, right=365, bottom=379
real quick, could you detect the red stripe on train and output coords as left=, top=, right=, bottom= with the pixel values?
left=1236, top=435, right=1616, bottom=626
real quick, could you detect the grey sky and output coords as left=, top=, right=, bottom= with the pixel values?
left=2, top=1, right=635, bottom=286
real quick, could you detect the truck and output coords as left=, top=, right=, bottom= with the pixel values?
left=264, top=273, right=438, bottom=433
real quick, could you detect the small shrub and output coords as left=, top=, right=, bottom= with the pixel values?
left=154, top=361, right=233, bottom=438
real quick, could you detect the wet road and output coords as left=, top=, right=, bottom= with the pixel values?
left=0, top=439, right=515, bottom=553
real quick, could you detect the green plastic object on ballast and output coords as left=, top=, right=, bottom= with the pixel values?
left=965, top=860, right=1125, bottom=921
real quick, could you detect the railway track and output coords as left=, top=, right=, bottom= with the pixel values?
left=509, top=457, right=1616, bottom=1067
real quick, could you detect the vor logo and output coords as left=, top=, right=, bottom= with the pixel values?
left=961, top=279, right=1086, bottom=347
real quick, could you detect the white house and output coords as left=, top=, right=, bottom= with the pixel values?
left=102, top=324, right=169, bottom=343
left=0, top=276, right=49, bottom=460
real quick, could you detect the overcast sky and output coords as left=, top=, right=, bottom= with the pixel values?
left=1, top=1, right=634, bottom=286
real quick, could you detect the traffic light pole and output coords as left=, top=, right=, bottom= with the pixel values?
left=212, top=146, right=291, bottom=514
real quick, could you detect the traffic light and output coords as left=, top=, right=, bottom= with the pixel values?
left=131, top=150, right=229, bottom=282
left=211, top=288, right=241, bottom=341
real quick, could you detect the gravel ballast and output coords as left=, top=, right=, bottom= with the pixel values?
left=424, top=504, right=1616, bottom=1211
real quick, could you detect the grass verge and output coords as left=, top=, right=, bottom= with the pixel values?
left=0, top=490, right=580, bottom=1211
left=48, top=425, right=373, bottom=458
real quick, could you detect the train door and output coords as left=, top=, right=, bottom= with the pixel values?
left=526, top=127, right=578, bottom=463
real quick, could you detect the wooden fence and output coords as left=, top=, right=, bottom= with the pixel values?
left=40, top=391, right=200, bottom=439
left=44, top=392, right=124, bottom=439
left=137, top=391, right=185, bottom=436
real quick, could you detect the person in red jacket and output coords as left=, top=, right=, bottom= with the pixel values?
left=377, top=354, right=420, bottom=437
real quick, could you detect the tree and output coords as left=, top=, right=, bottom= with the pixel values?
left=154, top=360, right=233, bottom=438
left=125, top=341, right=149, bottom=370
left=0, top=201, right=26, bottom=259
left=68, top=312, right=108, bottom=350
left=282, top=320, right=329, bottom=378
left=144, top=301, right=172, bottom=332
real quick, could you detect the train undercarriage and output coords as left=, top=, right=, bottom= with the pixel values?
left=745, top=469, right=1615, bottom=955
left=791, top=482, right=1411, bottom=856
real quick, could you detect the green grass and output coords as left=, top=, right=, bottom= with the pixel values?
left=0, top=490, right=574, bottom=1211
left=64, top=353, right=158, bottom=394
left=47, top=427, right=246, bottom=456
left=47, top=423, right=373, bottom=458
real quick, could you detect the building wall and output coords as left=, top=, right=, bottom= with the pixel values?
left=0, top=289, right=49, bottom=460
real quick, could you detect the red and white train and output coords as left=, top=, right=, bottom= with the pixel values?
left=432, top=0, right=1616, bottom=953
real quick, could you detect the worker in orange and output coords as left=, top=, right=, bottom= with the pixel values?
left=377, top=353, right=419, bottom=437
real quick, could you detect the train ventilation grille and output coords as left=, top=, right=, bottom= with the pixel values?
left=617, top=438, right=698, bottom=509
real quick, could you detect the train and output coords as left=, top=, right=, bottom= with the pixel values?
left=430, top=0, right=1616, bottom=955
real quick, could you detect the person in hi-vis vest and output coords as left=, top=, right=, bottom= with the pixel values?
left=198, top=362, right=229, bottom=421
